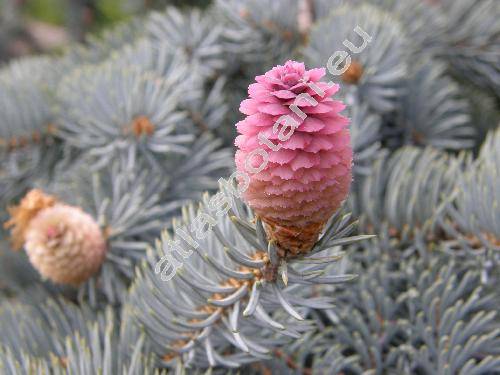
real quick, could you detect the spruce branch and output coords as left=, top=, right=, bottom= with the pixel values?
left=147, top=6, right=226, bottom=78
left=303, top=3, right=408, bottom=113
left=397, top=58, right=475, bottom=150
left=438, top=128, right=500, bottom=280
left=130, top=185, right=369, bottom=369
left=357, top=146, right=463, bottom=253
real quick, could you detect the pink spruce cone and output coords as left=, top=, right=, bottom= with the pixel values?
left=24, top=204, right=107, bottom=286
left=235, top=60, right=352, bottom=256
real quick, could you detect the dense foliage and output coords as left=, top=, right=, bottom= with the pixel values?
left=0, top=0, right=499, bottom=373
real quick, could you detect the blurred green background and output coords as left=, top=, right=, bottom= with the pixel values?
left=0, top=0, right=211, bottom=62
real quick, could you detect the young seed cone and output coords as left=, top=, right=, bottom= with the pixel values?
left=24, top=204, right=107, bottom=286
left=5, top=189, right=107, bottom=286
left=235, top=61, right=352, bottom=257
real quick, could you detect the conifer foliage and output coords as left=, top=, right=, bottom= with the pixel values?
left=0, top=0, right=499, bottom=373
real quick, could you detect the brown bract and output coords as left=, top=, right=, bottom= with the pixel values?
left=131, top=116, right=155, bottom=137
left=0, top=124, right=57, bottom=151
left=262, top=216, right=324, bottom=258
left=4, top=189, right=57, bottom=250
left=341, top=60, right=364, bottom=84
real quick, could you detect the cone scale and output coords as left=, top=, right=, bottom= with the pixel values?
left=235, top=60, right=352, bottom=257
